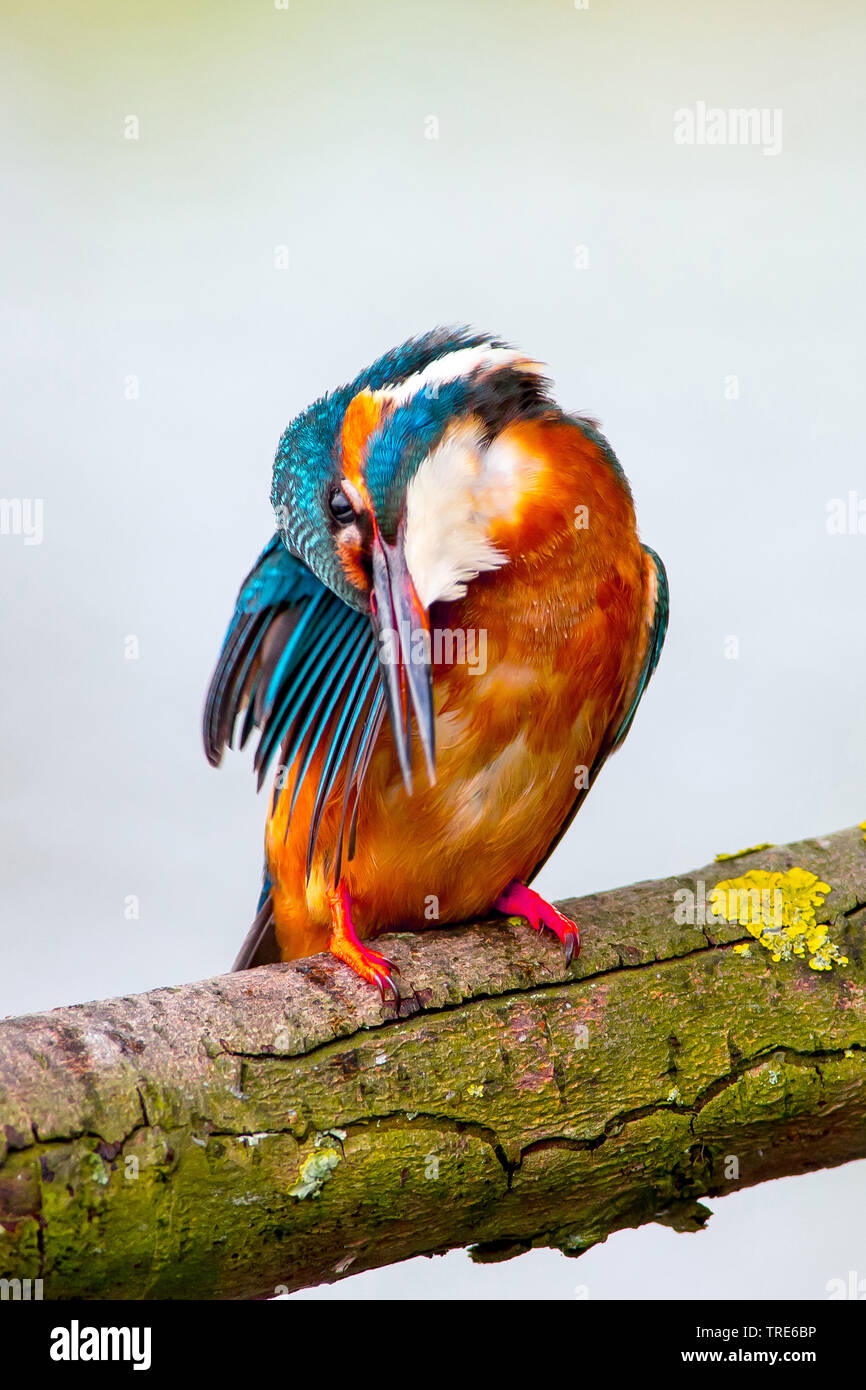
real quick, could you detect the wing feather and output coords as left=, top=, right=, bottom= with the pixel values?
left=203, top=535, right=383, bottom=893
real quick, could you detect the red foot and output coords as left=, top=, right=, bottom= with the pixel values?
left=327, top=881, right=400, bottom=1002
left=494, top=880, right=580, bottom=965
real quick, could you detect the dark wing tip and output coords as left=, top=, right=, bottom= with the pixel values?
left=232, top=891, right=280, bottom=971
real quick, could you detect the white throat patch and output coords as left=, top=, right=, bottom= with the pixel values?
left=403, top=418, right=535, bottom=608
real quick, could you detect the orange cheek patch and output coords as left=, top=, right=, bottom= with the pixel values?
left=336, top=532, right=370, bottom=592
left=341, top=390, right=384, bottom=496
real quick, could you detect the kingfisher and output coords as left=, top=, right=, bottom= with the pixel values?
left=203, top=328, right=668, bottom=999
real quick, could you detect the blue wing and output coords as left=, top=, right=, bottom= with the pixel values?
left=203, top=535, right=385, bottom=893
left=608, top=545, right=669, bottom=753
left=528, top=545, right=669, bottom=881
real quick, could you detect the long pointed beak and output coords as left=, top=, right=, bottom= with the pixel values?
left=369, top=522, right=436, bottom=794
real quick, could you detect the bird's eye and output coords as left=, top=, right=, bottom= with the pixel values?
left=328, top=487, right=356, bottom=527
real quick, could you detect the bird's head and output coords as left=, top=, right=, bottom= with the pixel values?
left=271, top=327, right=553, bottom=788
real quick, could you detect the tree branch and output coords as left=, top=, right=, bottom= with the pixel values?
left=1, top=826, right=864, bottom=1299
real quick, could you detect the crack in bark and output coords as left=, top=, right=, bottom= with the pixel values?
left=516, top=1041, right=866, bottom=1167
left=319, top=1109, right=513, bottom=1181
left=218, top=933, right=756, bottom=1072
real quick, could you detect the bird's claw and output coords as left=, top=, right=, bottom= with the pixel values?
left=368, top=955, right=401, bottom=1003
left=328, top=880, right=402, bottom=1004
left=494, top=880, right=580, bottom=964
left=340, top=941, right=401, bottom=1003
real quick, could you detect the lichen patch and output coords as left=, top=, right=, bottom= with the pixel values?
left=710, top=867, right=848, bottom=972
left=288, top=1146, right=342, bottom=1200
left=714, top=842, right=775, bottom=862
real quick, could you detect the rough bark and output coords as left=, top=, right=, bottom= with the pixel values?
left=1, top=826, right=864, bottom=1300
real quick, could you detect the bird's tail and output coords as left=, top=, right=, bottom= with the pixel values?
left=232, top=890, right=281, bottom=971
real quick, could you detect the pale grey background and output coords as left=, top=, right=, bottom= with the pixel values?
left=2, top=0, right=864, bottom=1299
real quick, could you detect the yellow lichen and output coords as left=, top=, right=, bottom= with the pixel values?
left=709, top=867, right=848, bottom=972
left=859, top=820, right=866, bottom=844
left=714, top=842, right=775, bottom=862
